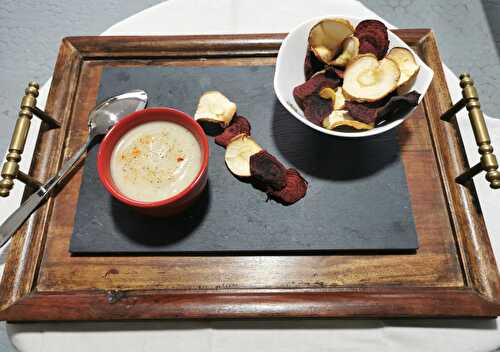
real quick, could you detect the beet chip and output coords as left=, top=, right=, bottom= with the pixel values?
left=303, top=95, right=333, bottom=126
left=345, top=101, right=378, bottom=124
left=293, top=73, right=340, bottom=109
left=333, top=67, right=345, bottom=79
left=357, top=31, right=388, bottom=59
left=358, top=38, right=379, bottom=58
left=356, top=19, right=386, bottom=31
left=376, top=91, right=420, bottom=123
left=355, top=20, right=389, bottom=59
left=250, top=150, right=287, bottom=191
left=304, top=50, right=325, bottom=80
left=215, top=115, right=251, bottom=147
left=271, top=168, right=308, bottom=205
left=346, top=91, right=420, bottom=126
left=323, top=66, right=345, bottom=80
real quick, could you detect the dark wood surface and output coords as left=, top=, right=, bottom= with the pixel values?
left=0, top=30, right=498, bottom=320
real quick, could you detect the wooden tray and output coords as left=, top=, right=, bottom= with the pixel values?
left=0, top=31, right=499, bottom=320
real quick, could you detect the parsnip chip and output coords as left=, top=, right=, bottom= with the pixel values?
left=322, top=110, right=373, bottom=131
left=194, top=91, right=237, bottom=127
left=386, top=47, right=420, bottom=88
left=309, top=18, right=355, bottom=64
left=333, top=87, right=346, bottom=110
left=342, top=54, right=400, bottom=102
left=224, top=134, right=263, bottom=177
left=331, top=36, right=359, bottom=67
left=319, top=87, right=336, bottom=100
left=319, top=86, right=346, bottom=111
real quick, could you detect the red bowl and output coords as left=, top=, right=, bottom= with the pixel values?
left=97, top=107, right=209, bottom=217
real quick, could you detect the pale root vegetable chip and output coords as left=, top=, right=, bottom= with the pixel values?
left=309, top=18, right=355, bottom=64
left=224, top=134, right=263, bottom=177
left=319, top=87, right=336, bottom=100
left=194, top=91, right=237, bottom=127
left=333, top=87, right=346, bottom=110
left=322, top=110, right=373, bottom=131
left=386, top=47, right=420, bottom=88
left=319, top=86, right=346, bottom=110
left=331, top=36, right=360, bottom=67
left=342, top=54, right=400, bottom=102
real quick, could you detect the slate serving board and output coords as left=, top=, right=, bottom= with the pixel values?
left=69, top=65, right=418, bottom=254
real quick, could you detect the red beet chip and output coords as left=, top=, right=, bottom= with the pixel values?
left=324, top=66, right=344, bottom=80
left=271, top=168, right=308, bottom=205
left=250, top=150, right=287, bottom=191
left=215, top=115, right=251, bottom=147
left=358, top=38, right=379, bottom=57
left=293, top=73, right=340, bottom=109
left=355, top=19, right=387, bottom=33
left=376, top=91, right=420, bottom=123
left=345, top=101, right=378, bottom=124
left=345, top=91, right=420, bottom=126
left=381, top=31, right=390, bottom=58
left=334, top=68, right=344, bottom=79
left=355, top=20, right=389, bottom=59
left=303, top=95, right=333, bottom=126
left=304, top=49, right=325, bottom=80
left=357, top=31, right=388, bottom=59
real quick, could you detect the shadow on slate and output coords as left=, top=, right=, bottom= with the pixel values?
left=111, top=182, right=211, bottom=247
left=271, top=100, right=401, bottom=180
left=69, top=65, right=418, bottom=254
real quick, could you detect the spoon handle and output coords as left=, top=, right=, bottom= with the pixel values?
left=0, top=138, right=91, bottom=247
left=43, top=140, right=90, bottom=195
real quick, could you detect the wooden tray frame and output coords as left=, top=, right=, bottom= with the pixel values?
left=0, top=30, right=499, bottom=320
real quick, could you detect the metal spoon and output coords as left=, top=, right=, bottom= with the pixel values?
left=0, top=90, right=148, bottom=247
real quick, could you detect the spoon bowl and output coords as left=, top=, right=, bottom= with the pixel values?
left=89, top=90, right=148, bottom=138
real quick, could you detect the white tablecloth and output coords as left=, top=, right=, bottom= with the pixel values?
left=3, top=0, right=500, bottom=351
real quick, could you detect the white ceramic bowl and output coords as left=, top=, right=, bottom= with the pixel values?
left=274, top=15, right=434, bottom=138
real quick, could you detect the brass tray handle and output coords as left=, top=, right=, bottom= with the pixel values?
left=441, top=73, right=500, bottom=189
left=0, top=81, right=60, bottom=197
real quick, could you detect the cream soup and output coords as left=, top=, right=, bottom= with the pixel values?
left=110, top=121, right=202, bottom=202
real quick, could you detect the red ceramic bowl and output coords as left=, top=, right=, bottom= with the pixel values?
left=97, top=107, right=209, bottom=217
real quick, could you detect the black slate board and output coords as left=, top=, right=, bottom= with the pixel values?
left=69, top=65, right=418, bottom=254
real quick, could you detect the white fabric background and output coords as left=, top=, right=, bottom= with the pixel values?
left=2, top=0, right=499, bottom=351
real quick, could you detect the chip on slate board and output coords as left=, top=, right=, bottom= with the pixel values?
left=271, top=168, right=308, bottom=205
left=215, top=115, right=251, bottom=147
left=194, top=91, right=237, bottom=127
left=224, top=134, right=263, bottom=177
left=250, top=150, right=287, bottom=191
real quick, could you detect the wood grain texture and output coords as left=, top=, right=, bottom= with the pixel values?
left=0, top=38, right=83, bottom=310
left=0, top=288, right=498, bottom=321
left=418, top=30, right=499, bottom=300
left=0, top=31, right=498, bottom=320
left=36, top=62, right=462, bottom=292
